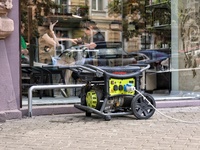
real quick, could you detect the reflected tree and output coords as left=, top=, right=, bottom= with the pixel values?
left=107, top=0, right=148, bottom=41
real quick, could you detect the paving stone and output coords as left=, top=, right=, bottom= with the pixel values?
left=0, top=107, right=200, bottom=149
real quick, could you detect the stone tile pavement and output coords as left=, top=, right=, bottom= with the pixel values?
left=0, top=106, right=200, bottom=150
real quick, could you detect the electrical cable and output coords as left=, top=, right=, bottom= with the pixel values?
left=134, top=88, right=200, bottom=124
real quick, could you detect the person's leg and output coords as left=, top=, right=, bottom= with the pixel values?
left=61, top=56, right=75, bottom=97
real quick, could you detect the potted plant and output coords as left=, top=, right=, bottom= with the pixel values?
left=76, top=5, right=89, bottom=17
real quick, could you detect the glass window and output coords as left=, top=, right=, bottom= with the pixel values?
left=20, top=0, right=200, bottom=103
left=98, top=0, right=103, bottom=10
left=92, top=0, right=103, bottom=11
left=92, top=0, right=96, bottom=10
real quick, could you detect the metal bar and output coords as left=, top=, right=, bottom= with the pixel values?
left=100, top=98, right=108, bottom=112
left=107, top=111, right=132, bottom=116
left=28, top=84, right=85, bottom=117
left=74, top=104, right=133, bottom=118
left=74, top=104, right=106, bottom=118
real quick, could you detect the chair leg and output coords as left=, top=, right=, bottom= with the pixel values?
left=74, top=80, right=77, bottom=96
left=39, top=72, right=44, bottom=99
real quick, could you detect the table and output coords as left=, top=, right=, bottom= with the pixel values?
left=21, top=63, right=66, bottom=98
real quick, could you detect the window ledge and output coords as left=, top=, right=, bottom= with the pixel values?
left=91, top=10, right=106, bottom=13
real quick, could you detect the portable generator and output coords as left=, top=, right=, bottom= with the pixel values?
left=73, top=64, right=156, bottom=121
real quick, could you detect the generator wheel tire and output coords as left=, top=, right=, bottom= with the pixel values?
left=131, top=93, right=156, bottom=119
left=80, top=86, right=88, bottom=106
left=81, top=96, right=86, bottom=106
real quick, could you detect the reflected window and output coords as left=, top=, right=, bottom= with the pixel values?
left=92, top=0, right=103, bottom=11
left=55, top=0, right=69, bottom=14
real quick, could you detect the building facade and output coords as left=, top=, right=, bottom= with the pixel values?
left=1, top=0, right=200, bottom=121
left=0, top=0, right=21, bottom=121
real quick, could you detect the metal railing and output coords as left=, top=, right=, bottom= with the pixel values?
left=28, top=84, right=85, bottom=117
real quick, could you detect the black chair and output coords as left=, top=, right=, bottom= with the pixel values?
left=21, top=65, right=55, bottom=98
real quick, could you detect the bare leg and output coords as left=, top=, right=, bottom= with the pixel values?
left=57, top=55, right=75, bottom=97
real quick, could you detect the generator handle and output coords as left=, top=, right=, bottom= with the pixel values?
left=83, top=64, right=150, bottom=78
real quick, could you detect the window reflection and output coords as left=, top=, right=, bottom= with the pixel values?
left=20, top=0, right=200, bottom=100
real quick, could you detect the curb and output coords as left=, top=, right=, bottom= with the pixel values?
left=21, top=105, right=82, bottom=117
left=20, top=99, right=200, bottom=117
left=156, top=99, right=200, bottom=108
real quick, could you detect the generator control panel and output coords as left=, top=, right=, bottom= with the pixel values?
left=109, top=78, right=136, bottom=96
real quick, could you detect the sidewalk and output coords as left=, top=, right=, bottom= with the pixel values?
left=1, top=106, right=200, bottom=150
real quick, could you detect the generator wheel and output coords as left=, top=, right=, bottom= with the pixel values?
left=131, top=93, right=156, bottom=119
left=80, top=86, right=91, bottom=106
left=86, top=88, right=103, bottom=110
left=81, top=96, right=87, bottom=106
